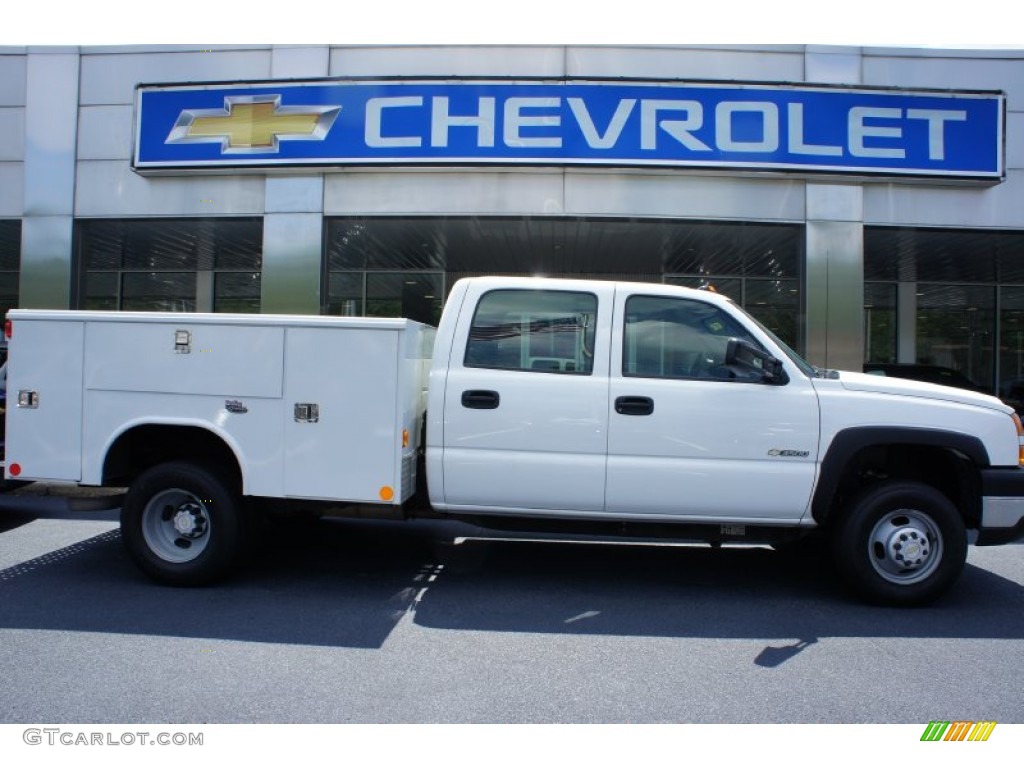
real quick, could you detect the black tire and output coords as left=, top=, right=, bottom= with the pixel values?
left=831, top=481, right=967, bottom=606
left=120, top=461, right=246, bottom=586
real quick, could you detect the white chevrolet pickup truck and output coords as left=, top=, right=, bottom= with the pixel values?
left=5, top=276, right=1024, bottom=605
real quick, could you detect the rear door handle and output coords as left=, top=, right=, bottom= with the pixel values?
left=462, top=390, right=500, bottom=409
left=615, top=396, right=654, bottom=416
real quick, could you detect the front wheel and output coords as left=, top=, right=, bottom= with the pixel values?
left=831, top=481, right=967, bottom=606
left=121, top=461, right=246, bottom=586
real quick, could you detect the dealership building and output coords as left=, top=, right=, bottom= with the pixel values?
left=1, top=44, right=1022, bottom=390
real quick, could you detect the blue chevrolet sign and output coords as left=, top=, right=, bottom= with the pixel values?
left=133, top=79, right=1005, bottom=182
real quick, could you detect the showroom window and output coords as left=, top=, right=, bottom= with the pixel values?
left=864, top=283, right=897, bottom=364
left=325, top=218, right=446, bottom=326
left=916, top=284, right=995, bottom=390
left=661, top=225, right=804, bottom=351
left=324, top=217, right=804, bottom=351
left=0, top=219, right=20, bottom=323
left=865, top=227, right=1024, bottom=395
left=75, top=218, right=263, bottom=313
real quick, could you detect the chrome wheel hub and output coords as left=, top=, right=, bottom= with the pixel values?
left=887, top=526, right=929, bottom=569
left=172, top=503, right=207, bottom=538
left=868, top=510, right=943, bottom=585
left=142, top=489, right=212, bottom=564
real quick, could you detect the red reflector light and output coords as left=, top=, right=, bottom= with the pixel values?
left=4, top=319, right=10, bottom=339
left=9, top=463, right=21, bottom=477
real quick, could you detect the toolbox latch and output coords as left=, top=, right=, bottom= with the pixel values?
left=174, top=330, right=192, bottom=354
left=294, top=403, right=319, bottom=423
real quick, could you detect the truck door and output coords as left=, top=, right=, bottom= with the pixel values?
left=438, top=281, right=613, bottom=513
left=606, top=290, right=819, bottom=522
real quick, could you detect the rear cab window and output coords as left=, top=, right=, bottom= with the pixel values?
left=465, top=289, right=597, bottom=375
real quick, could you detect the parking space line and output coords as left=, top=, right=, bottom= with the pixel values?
left=0, top=519, right=119, bottom=572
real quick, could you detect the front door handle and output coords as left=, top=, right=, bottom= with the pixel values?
left=462, top=390, right=500, bottom=409
left=615, top=396, right=654, bottom=416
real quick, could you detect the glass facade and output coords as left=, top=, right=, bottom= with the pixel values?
left=325, top=217, right=804, bottom=350
left=864, top=282, right=897, bottom=364
left=916, top=284, right=995, bottom=389
left=999, top=287, right=1024, bottom=411
left=0, top=220, right=21, bottom=323
left=75, top=218, right=263, bottom=313
left=864, top=227, right=1024, bottom=394
left=51, top=215, right=1024, bottom=400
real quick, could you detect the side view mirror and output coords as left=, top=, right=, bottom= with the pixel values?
left=724, top=338, right=788, bottom=385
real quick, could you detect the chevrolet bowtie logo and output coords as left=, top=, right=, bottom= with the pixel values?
left=166, top=95, right=341, bottom=154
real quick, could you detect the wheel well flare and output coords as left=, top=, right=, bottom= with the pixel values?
left=813, top=430, right=984, bottom=529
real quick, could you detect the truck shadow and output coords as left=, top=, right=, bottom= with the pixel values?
left=0, top=516, right=1021, bottom=649
left=0, top=518, right=430, bottom=650
left=412, top=534, right=1024, bottom=642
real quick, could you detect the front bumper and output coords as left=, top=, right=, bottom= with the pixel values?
left=978, top=467, right=1024, bottom=545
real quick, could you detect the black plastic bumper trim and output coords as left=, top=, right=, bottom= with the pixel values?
left=976, top=518, right=1024, bottom=545
left=980, top=467, right=1024, bottom=497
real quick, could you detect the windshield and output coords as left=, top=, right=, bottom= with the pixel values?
left=731, top=302, right=817, bottom=379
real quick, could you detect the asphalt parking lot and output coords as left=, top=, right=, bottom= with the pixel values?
left=0, top=496, right=1022, bottom=724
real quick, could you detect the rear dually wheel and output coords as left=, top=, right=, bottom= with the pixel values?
left=121, top=461, right=246, bottom=586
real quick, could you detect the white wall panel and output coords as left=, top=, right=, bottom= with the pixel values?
left=564, top=172, right=805, bottom=222
left=805, top=48, right=862, bottom=85
left=864, top=170, right=1024, bottom=228
left=0, top=163, right=23, bottom=216
left=265, top=176, right=323, bottom=214
left=330, top=46, right=566, bottom=77
left=567, top=46, right=805, bottom=82
left=324, top=169, right=565, bottom=215
left=271, top=45, right=329, bottom=78
left=77, top=105, right=133, bottom=160
left=0, top=108, right=24, bottom=160
left=75, top=161, right=265, bottom=216
left=0, top=55, right=26, bottom=106
left=326, top=168, right=806, bottom=222
left=79, top=49, right=272, bottom=105
left=864, top=53, right=1024, bottom=110
left=1008, top=112, right=1024, bottom=170
left=806, top=183, right=863, bottom=222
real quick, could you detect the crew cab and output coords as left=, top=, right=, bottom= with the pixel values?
left=5, top=276, right=1024, bottom=605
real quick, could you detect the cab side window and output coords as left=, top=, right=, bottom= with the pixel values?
left=465, top=289, right=597, bottom=375
left=623, top=295, right=762, bottom=380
